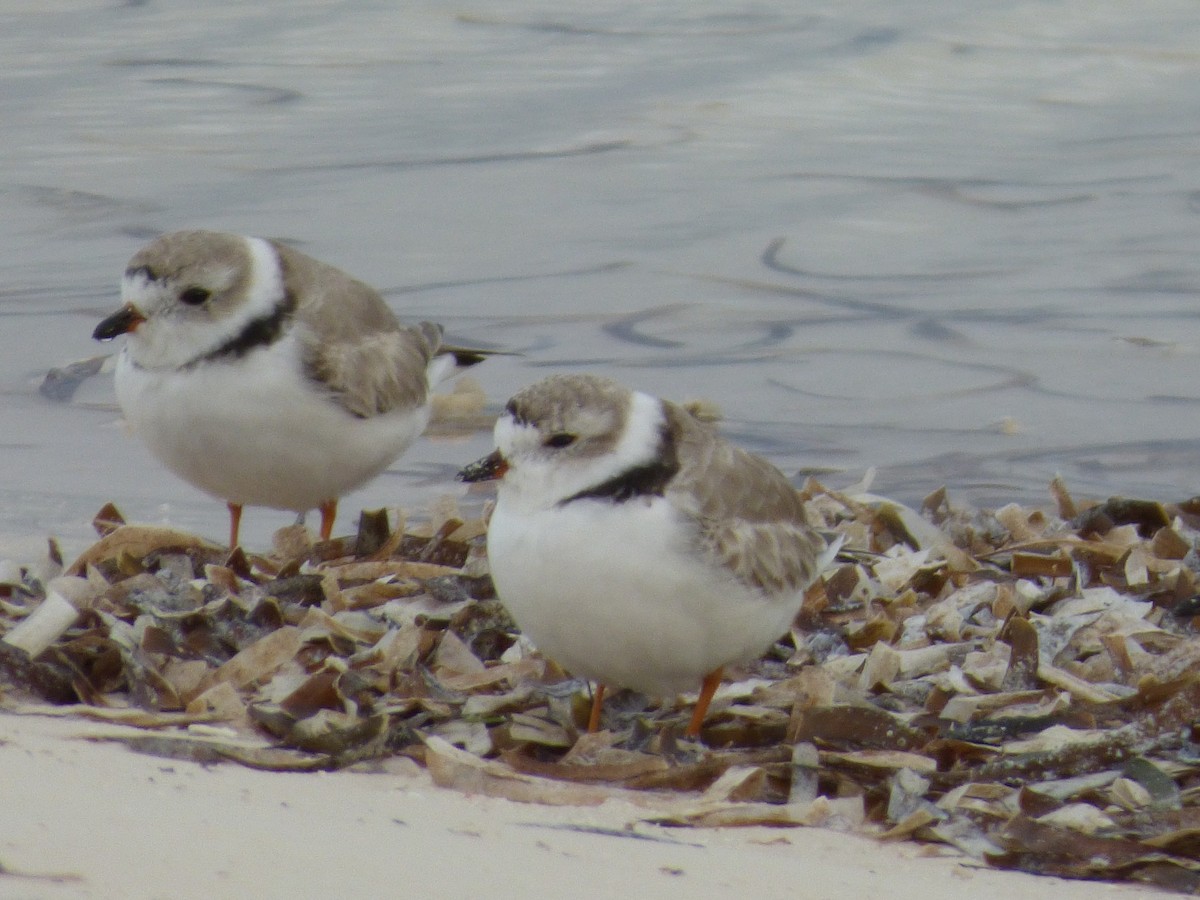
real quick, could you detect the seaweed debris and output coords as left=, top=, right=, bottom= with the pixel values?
left=3, top=479, right=1200, bottom=894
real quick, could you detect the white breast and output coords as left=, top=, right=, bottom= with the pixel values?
left=113, top=335, right=431, bottom=512
left=486, top=494, right=805, bottom=697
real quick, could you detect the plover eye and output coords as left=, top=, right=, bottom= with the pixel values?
left=179, top=286, right=211, bottom=306
left=544, top=433, right=576, bottom=449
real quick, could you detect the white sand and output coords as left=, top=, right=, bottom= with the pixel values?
left=0, top=712, right=1151, bottom=900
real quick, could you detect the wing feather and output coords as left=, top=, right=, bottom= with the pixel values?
left=272, top=240, right=442, bottom=418
left=304, top=323, right=442, bottom=418
left=663, top=402, right=830, bottom=596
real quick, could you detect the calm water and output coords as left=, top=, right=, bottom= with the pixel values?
left=3, top=1, right=1200, bottom=556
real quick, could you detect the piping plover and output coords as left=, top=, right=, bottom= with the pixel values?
left=458, top=373, right=838, bottom=738
left=93, top=230, right=490, bottom=548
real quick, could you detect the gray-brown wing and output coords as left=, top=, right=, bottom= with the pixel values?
left=272, top=240, right=441, bottom=418
left=303, top=321, right=442, bottom=418
left=664, top=402, right=829, bottom=597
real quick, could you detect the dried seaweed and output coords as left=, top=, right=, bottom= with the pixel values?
left=3, top=484, right=1200, bottom=894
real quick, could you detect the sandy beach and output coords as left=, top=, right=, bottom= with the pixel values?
left=0, top=712, right=1155, bottom=900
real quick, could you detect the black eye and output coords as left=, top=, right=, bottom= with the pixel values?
left=179, top=286, right=210, bottom=306
left=544, top=433, right=576, bottom=449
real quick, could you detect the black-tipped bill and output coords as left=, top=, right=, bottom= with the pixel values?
left=457, top=449, right=508, bottom=483
left=93, top=304, right=146, bottom=341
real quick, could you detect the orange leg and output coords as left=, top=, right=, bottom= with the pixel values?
left=318, top=500, right=338, bottom=541
left=685, top=667, right=724, bottom=738
left=587, top=683, right=607, bottom=733
left=226, top=502, right=243, bottom=550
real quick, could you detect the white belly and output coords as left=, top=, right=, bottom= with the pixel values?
left=486, top=495, right=804, bottom=697
left=114, top=344, right=429, bottom=512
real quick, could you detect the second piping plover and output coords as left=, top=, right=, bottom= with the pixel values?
left=94, top=230, right=490, bottom=548
left=459, top=373, right=838, bottom=738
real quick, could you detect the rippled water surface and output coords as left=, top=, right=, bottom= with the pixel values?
left=4, top=1, right=1200, bottom=555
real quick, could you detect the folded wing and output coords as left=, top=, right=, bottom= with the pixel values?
left=664, top=402, right=830, bottom=596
